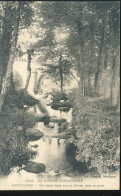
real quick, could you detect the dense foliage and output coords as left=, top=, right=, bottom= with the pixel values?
left=0, top=105, right=37, bottom=175
left=70, top=89, right=120, bottom=174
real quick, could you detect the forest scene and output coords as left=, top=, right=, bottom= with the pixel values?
left=0, top=1, right=120, bottom=189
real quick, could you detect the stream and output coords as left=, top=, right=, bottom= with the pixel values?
left=0, top=98, right=84, bottom=186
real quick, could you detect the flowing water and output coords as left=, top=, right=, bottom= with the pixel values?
left=0, top=99, right=82, bottom=187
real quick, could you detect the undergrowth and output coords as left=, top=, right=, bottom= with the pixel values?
left=69, top=88, right=120, bottom=174
left=0, top=105, right=37, bottom=175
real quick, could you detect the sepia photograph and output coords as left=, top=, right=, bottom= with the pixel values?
left=0, top=1, right=120, bottom=190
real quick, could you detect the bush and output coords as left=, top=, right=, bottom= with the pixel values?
left=51, top=89, right=69, bottom=102
left=0, top=123, right=36, bottom=175
left=1, top=106, right=37, bottom=130
left=4, top=89, right=39, bottom=109
left=0, top=105, right=38, bottom=175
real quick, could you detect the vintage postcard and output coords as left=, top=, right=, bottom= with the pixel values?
left=0, top=1, right=120, bottom=190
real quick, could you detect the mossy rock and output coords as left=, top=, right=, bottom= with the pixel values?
left=51, top=101, right=71, bottom=111
left=23, top=161, right=46, bottom=173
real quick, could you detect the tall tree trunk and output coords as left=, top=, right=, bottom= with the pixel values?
left=59, top=53, right=63, bottom=94
left=75, top=19, right=84, bottom=94
left=94, top=19, right=106, bottom=93
left=110, top=9, right=120, bottom=107
left=25, top=49, right=34, bottom=91
left=33, top=70, right=38, bottom=94
left=0, top=2, right=21, bottom=112
left=9, top=72, right=15, bottom=94
left=0, top=5, right=13, bottom=91
left=104, top=50, right=109, bottom=69
left=116, top=84, right=120, bottom=112
left=77, top=44, right=83, bottom=94
left=111, top=46, right=120, bottom=106
left=88, top=75, right=92, bottom=95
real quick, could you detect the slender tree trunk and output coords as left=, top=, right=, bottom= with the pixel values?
left=111, top=56, right=117, bottom=106
left=33, top=70, right=38, bottom=94
left=25, top=49, right=34, bottom=91
left=104, top=50, right=109, bottom=69
left=109, top=10, right=120, bottom=106
left=116, top=84, right=120, bottom=112
left=0, top=2, right=21, bottom=112
left=77, top=44, right=83, bottom=94
left=59, top=53, right=63, bottom=93
left=75, top=19, right=84, bottom=95
left=88, top=77, right=91, bottom=90
left=94, top=19, right=106, bottom=93
left=77, top=76, right=81, bottom=90
left=88, top=75, right=91, bottom=94
left=111, top=45, right=120, bottom=106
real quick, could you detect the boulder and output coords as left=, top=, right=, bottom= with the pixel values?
left=51, top=101, right=71, bottom=111
left=50, top=117, right=67, bottom=123
left=23, top=161, right=46, bottom=173
left=25, top=128, right=43, bottom=139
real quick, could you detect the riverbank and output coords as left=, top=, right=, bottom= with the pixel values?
left=0, top=90, right=39, bottom=175
left=69, top=88, right=120, bottom=175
